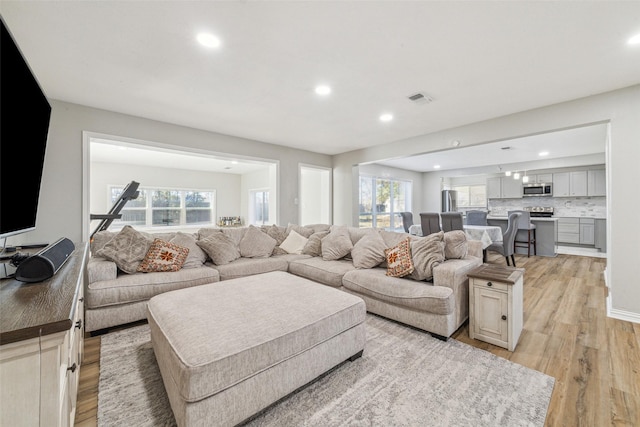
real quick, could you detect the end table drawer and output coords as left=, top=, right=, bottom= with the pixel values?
left=473, top=278, right=508, bottom=292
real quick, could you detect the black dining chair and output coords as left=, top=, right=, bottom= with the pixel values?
left=486, top=212, right=521, bottom=267
left=466, top=210, right=488, bottom=226
left=419, top=212, right=441, bottom=236
left=400, top=212, right=414, bottom=233
left=440, top=212, right=464, bottom=232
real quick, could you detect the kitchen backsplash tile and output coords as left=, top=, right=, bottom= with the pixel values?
left=488, top=196, right=606, bottom=218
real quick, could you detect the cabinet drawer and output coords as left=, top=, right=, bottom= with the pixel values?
left=472, top=278, right=508, bottom=292
left=580, top=218, right=595, bottom=225
left=557, top=232, right=580, bottom=244
left=558, top=223, right=579, bottom=234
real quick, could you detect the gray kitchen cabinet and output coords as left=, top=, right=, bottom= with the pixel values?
left=501, top=176, right=523, bottom=198
left=553, top=171, right=588, bottom=197
left=557, top=218, right=580, bottom=243
left=588, top=169, right=606, bottom=196
left=595, top=219, right=606, bottom=252
left=487, top=177, right=502, bottom=199
left=534, top=173, right=553, bottom=183
left=579, top=218, right=595, bottom=245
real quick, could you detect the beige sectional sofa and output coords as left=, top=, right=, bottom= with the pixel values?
left=86, top=223, right=482, bottom=338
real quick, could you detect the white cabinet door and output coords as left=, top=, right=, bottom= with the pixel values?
left=487, top=177, right=502, bottom=199
left=569, top=171, right=588, bottom=196
left=579, top=218, right=595, bottom=245
left=553, top=172, right=570, bottom=197
left=588, top=169, right=606, bottom=196
left=535, top=173, right=553, bottom=183
left=473, top=287, right=509, bottom=343
left=501, top=177, right=523, bottom=199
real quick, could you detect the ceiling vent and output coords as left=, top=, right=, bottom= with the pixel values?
left=408, top=92, right=434, bottom=104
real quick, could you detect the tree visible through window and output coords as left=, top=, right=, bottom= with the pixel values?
left=359, top=175, right=411, bottom=230
left=110, top=186, right=215, bottom=229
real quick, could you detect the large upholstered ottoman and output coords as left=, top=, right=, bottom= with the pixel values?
left=147, top=271, right=366, bottom=427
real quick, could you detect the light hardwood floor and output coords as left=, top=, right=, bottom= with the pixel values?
left=74, top=252, right=639, bottom=426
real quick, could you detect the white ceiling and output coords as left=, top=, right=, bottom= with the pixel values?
left=1, top=1, right=639, bottom=161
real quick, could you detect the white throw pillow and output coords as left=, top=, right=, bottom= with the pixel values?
left=279, top=230, right=309, bottom=254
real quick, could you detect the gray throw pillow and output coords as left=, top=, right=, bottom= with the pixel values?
left=266, top=224, right=288, bottom=255
left=95, top=225, right=153, bottom=274
left=286, top=223, right=315, bottom=238
left=302, top=231, right=329, bottom=256
left=410, top=231, right=445, bottom=281
left=170, top=232, right=207, bottom=268
left=350, top=230, right=387, bottom=268
left=443, top=230, right=469, bottom=259
left=196, top=233, right=241, bottom=265
left=321, top=226, right=354, bottom=261
left=239, top=225, right=277, bottom=258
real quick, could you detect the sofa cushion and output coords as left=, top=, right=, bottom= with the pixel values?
left=170, top=232, right=208, bottom=269
left=95, top=225, right=154, bottom=274
left=288, top=257, right=356, bottom=288
left=137, top=238, right=190, bottom=273
left=279, top=229, right=308, bottom=254
left=198, top=227, right=222, bottom=240
left=196, top=233, right=241, bottom=265
left=384, top=237, right=414, bottom=278
left=211, top=257, right=289, bottom=281
left=90, top=230, right=118, bottom=254
left=443, top=230, right=469, bottom=259
left=409, top=232, right=445, bottom=281
left=86, top=266, right=220, bottom=309
left=222, top=227, right=247, bottom=246
left=264, top=224, right=288, bottom=255
left=286, top=223, right=315, bottom=239
left=302, top=230, right=329, bottom=256
left=350, top=230, right=386, bottom=269
left=239, top=225, right=277, bottom=258
left=321, top=226, right=353, bottom=261
left=342, top=268, right=455, bottom=315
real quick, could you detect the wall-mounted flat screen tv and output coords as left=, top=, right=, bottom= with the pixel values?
left=0, top=17, right=52, bottom=241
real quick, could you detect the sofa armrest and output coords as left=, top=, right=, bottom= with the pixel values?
left=87, top=257, right=118, bottom=283
left=432, top=257, right=483, bottom=326
left=467, top=240, right=483, bottom=259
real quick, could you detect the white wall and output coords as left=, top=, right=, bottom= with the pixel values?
left=90, top=161, right=242, bottom=231
left=5, top=100, right=331, bottom=248
left=334, top=85, right=640, bottom=321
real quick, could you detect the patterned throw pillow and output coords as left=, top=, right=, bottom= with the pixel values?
left=384, top=237, right=415, bottom=277
left=95, top=225, right=153, bottom=274
left=137, top=239, right=189, bottom=272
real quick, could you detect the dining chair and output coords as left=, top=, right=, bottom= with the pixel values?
left=400, top=212, right=414, bottom=233
left=440, top=212, right=464, bottom=232
left=508, top=210, right=537, bottom=257
left=486, top=212, right=521, bottom=267
left=419, top=212, right=441, bottom=236
left=466, top=210, right=488, bottom=226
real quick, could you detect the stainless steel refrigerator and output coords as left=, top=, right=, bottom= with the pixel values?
left=441, top=190, right=458, bottom=212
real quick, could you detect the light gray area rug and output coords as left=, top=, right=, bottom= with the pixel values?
left=98, top=314, right=555, bottom=427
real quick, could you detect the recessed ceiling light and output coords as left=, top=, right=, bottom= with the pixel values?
left=315, top=85, right=331, bottom=96
left=539, top=151, right=549, bottom=156
left=379, top=113, right=393, bottom=122
left=627, top=33, right=640, bottom=45
left=434, top=165, right=441, bottom=169
left=231, top=160, right=238, bottom=165
left=197, top=32, right=221, bottom=48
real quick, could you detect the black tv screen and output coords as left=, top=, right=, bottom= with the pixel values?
left=1, top=17, right=52, bottom=240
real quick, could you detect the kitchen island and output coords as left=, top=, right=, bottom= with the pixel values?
left=487, top=216, right=558, bottom=257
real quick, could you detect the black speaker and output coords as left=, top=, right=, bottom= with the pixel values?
left=15, top=237, right=75, bottom=283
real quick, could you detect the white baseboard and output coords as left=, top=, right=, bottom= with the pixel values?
left=607, top=295, right=640, bottom=324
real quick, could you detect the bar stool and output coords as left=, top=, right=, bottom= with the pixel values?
left=508, top=210, right=536, bottom=257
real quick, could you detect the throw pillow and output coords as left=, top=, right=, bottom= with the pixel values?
left=321, top=226, right=354, bottom=261
left=95, top=225, right=153, bottom=274
left=443, top=230, right=469, bottom=259
left=351, top=230, right=387, bottom=269
left=198, top=227, right=222, bottom=240
left=137, top=238, right=189, bottom=273
left=90, top=230, right=117, bottom=254
left=384, top=237, right=415, bottom=277
left=302, top=230, right=329, bottom=256
left=279, top=229, right=309, bottom=254
left=410, top=231, right=445, bottom=281
left=196, top=233, right=241, bottom=265
left=286, top=223, right=315, bottom=239
left=266, top=224, right=288, bottom=255
left=239, top=225, right=277, bottom=258
left=170, top=232, right=207, bottom=268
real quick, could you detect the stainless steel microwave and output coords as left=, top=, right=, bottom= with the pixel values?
left=523, top=183, right=553, bottom=197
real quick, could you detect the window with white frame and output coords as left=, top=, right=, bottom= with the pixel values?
left=249, top=189, right=270, bottom=225
left=359, top=175, right=411, bottom=231
left=109, top=185, right=215, bottom=229
left=452, top=185, right=487, bottom=208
